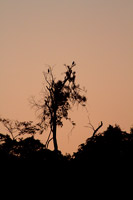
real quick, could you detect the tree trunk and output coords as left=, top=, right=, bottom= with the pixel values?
left=53, top=110, right=58, bottom=152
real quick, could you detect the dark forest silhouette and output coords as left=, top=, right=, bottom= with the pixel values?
left=0, top=124, right=133, bottom=164
left=0, top=63, right=133, bottom=168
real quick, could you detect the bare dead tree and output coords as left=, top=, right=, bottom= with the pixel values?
left=85, top=113, right=103, bottom=137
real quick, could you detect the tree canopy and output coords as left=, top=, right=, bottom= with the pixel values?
left=0, top=124, right=133, bottom=165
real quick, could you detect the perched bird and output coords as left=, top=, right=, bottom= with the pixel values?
left=72, top=61, right=75, bottom=66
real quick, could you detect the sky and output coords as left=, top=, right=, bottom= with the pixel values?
left=0, top=0, right=133, bottom=154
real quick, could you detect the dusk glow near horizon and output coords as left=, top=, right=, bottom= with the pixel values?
left=0, top=0, right=133, bottom=154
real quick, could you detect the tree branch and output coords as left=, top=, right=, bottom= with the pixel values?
left=45, top=130, right=53, bottom=148
left=93, top=121, right=103, bottom=137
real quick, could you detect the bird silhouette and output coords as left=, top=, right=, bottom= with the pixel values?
left=72, top=61, right=75, bottom=65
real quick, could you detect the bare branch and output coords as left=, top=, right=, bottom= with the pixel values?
left=92, top=121, right=103, bottom=137
left=0, top=118, right=15, bottom=139
left=46, top=137, right=53, bottom=148
left=84, top=109, right=103, bottom=137
left=45, top=130, right=52, bottom=148
left=87, top=115, right=95, bottom=131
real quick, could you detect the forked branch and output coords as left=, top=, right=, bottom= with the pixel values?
left=92, top=121, right=103, bottom=137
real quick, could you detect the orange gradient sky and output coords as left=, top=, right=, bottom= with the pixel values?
left=0, top=0, right=133, bottom=154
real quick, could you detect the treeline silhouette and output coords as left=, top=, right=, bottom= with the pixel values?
left=0, top=124, right=133, bottom=165
left=0, top=64, right=132, bottom=175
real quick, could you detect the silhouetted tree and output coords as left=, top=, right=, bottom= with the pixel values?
left=31, top=62, right=87, bottom=152
left=0, top=132, right=71, bottom=163
left=0, top=118, right=45, bottom=161
left=0, top=117, right=43, bottom=140
left=73, top=125, right=133, bottom=163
